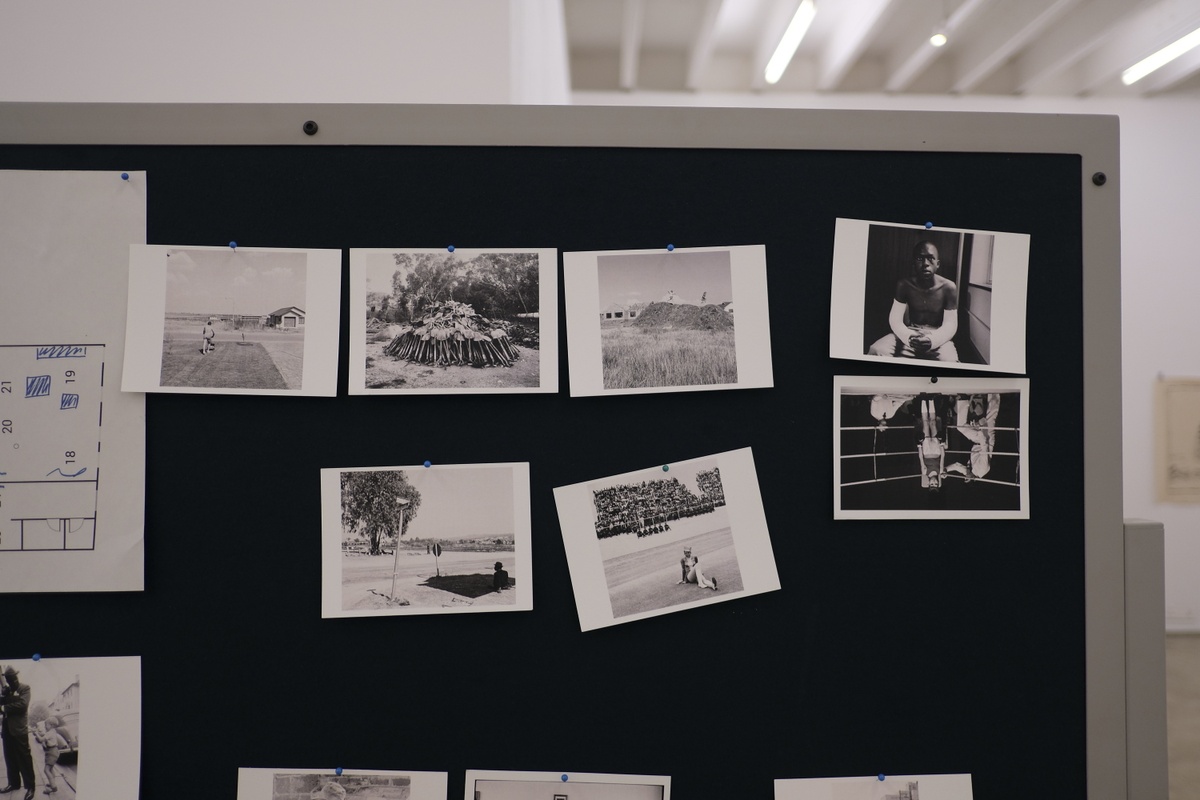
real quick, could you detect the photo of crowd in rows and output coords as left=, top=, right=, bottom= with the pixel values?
left=555, top=448, right=779, bottom=631
left=591, top=457, right=742, bottom=619
left=834, top=376, right=1030, bottom=519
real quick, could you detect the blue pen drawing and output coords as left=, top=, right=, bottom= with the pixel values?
left=35, top=345, right=87, bottom=359
left=25, top=375, right=51, bottom=398
left=60, top=393, right=80, bottom=410
left=45, top=467, right=87, bottom=478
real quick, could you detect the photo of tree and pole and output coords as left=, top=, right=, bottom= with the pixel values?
left=337, top=465, right=522, bottom=614
left=159, top=248, right=307, bottom=390
left=362, top=250, right=542, bottom=390
left=597, top=250, right=736, bottom=390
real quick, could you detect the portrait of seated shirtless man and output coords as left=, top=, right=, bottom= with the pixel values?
left=867, top=240, right=959, bottom=362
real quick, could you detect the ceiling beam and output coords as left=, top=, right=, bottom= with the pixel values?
left=884, top=0, right=992, bottom=92
left=686, top=0, right=725, bottom=90
left=816, top=0, right=897, bottom=91
left=1012, top=0, right=1140, bottom=95
left=949, top=0, right=1080, bottom=94
left=619, top=0, right=645, bottom=91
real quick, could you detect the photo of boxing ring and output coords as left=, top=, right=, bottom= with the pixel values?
left=834, top=377, right=1029, bottom=519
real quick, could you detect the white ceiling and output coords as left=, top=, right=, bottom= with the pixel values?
left=564, top=0, right=1200, bottom=97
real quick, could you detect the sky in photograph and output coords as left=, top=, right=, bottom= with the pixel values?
left=1, top=660, right=77, bottom=720
left=399, top=465, right=516, bottom=539
left=363, top=250, right=469, bottom=296
left=164, top=248, right=307, bottom=315
left=596, top=250, right=732, bottom=310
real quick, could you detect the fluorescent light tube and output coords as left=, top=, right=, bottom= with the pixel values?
left=765, top=0, right=817, bottom=85
left=1122, top=26, right=1200, bottom=85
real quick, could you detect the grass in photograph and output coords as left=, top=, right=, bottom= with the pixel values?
left=160, top=336, right=287, bottom=390
left=601, top=327, right=737, bottom=389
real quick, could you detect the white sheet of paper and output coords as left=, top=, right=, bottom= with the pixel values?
left=320, top=462, right=533, bottom=618
left=1, top=655, right=142, bottom=798
left=0, top=170, right=145, bottom=592
left=554, top=447, right=779, bottom=632
left=465, top=769, right=671, bottom=800
left=833, top=375, right=1031, bottom=520
left=122, top=245, right=341, bottom=396
left=775, top=773, right=973, bottom=800
left=348, top=247, right=559, bottom=394
left=829, top=218, right=1029, bottom=374
left=237, top=767, right=448, bottom=799
left=563, top=245, right=773, bottom=397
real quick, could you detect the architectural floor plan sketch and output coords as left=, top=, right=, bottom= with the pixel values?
left=0, top=344, right=103, bottom=552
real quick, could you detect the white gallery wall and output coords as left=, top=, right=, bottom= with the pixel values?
left=3, top=0, right=1200, bottom=627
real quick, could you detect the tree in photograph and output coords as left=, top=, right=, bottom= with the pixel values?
left=392, top=252, right=462, bottom=321
left=340, top=470, right=423, bottom=555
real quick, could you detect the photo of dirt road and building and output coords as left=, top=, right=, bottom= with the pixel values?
left=159, top=248, right=307, bottom=390
left=327, top=463, right=530, bottom=616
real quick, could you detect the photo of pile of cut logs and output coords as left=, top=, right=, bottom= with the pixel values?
left=383, top=300, right=521, bottom=367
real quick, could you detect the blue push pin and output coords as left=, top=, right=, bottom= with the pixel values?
left=335, top=767, right=343, bottom=776
left=229, top=241, right=237, bottom=249
left=662, top=464, right=670, bottom=472
left=924, top=221, right=933, bottom=229
left=666, top=244, right=675, bottom=252
left=447, top=245, right=455, bottom=253
left=878, top=774, right=886, bottom=782
left=424, top=460, right=432, bottom=468
left=120, top=172, right=130, bottom=181
left=31, top=654, right=40, bottom=662
left=561, top=774, right=569, bottom=783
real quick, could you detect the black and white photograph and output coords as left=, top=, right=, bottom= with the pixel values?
left=563, top=245, right=773, bottom=397
left=829, top=218, right=1030, bottom=374
left=0, top=656, right=139, bottom=800
left=320, top=462, right=532, bottom=618
left=348, top=248, right=558, bottom=394
left=834, top=376, right=1030, bottom=519
left=122, top=245, right=341, bottom=396
left=236, top=767, right=447, bottom=800
left=774, top=773, right=973, bottom=800
left=465, top=769, right=669, bottom=800
left=554, top=448, right=779, bottom=631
